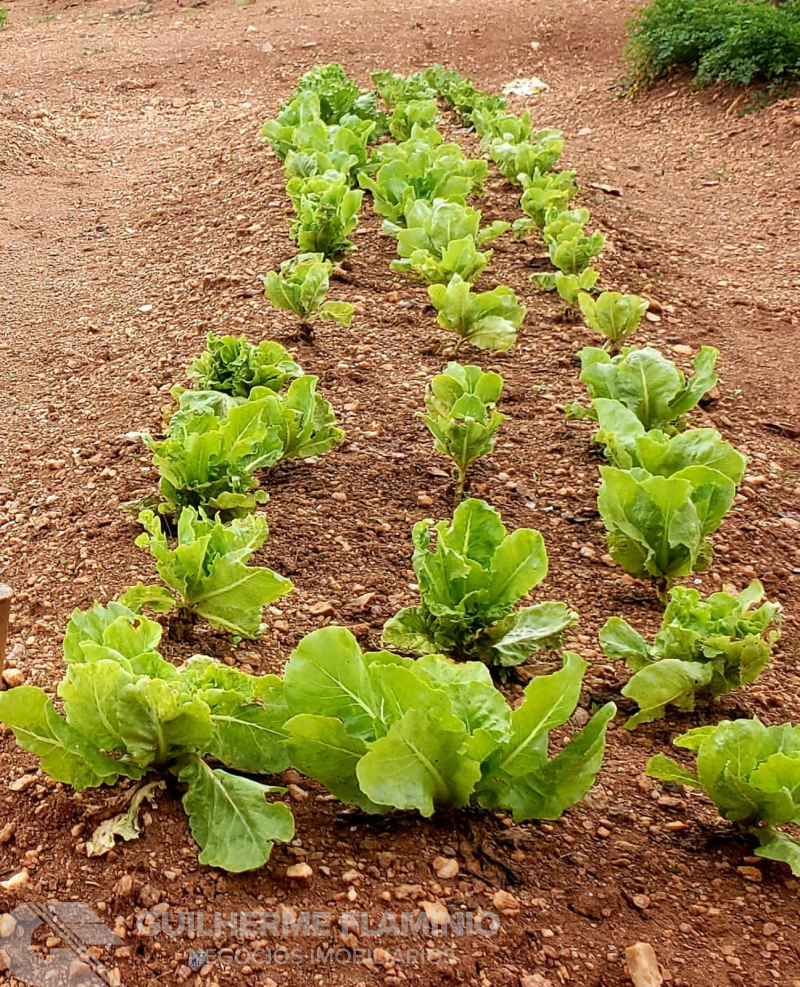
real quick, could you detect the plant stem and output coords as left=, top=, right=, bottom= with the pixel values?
left=655, top=577, right=670, bottom=605
left=453, top=467, right=466, bottom=508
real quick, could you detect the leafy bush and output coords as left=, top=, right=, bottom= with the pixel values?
left=0, top=603, right=293, bottom=872
left=592, top=399, right=746, bottom=482
left=264, top=252, right=354, bottom=333
left=514, top=180, right=581, bottom=237
left=286, top=174, right=364, bottom=258
left=648, top=717, right=800, bottom=874
left=567, top=345, right=719, bottom=430
left=625, top=0, right=800, bottom=89
left=578, top=291, right=649, bottom=351
left=474, top=109, right=533, bottom=146
left=121, top=508, right=293, bottom=639
left=418, top=364, right=506, bottom=502
left=601, top=580, right=781, bottom=727
left=597, top=463, right=739, bottom=598
left=283, top=625, right=613, bottom=819
left=262, top=91, right=325, bottom=158
left=187, top=334, right=301, bottom=398
left=383, top=498, right=578, bottom=667
left=428, top=275, right=526, bottom=354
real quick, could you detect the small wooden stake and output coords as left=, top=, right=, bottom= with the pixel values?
left=0, top=584, right=12, bottom=688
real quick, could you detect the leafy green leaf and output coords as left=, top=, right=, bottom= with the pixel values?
left=176, top=756, right=294, bottom=872
left=187, top=334, right=302, bottom=398
left=428, top=276, right=524, bottom=353
left=134, top=508, right=292, bottom=639
left=578, top=292, right=648, bottom=350
left=356, top=707, right=482, bottom=816
left=265, top=252, right=354, bottom=327
left=0, top=686, right=134, bottom=790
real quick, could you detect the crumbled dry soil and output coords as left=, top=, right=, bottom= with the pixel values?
left=1, top=0, right=800, bottom=985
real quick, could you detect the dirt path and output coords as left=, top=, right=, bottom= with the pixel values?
left=1, top=1, right=800, bottom=986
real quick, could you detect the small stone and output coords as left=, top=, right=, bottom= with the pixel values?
left=286, top=863, right=313, bottom=880
left=632, top=894, right=651, bottom=910
left=672, top=344, right=693, bottom=355
left=492, top=889, right=520, bottom=915
left=0, top=822, right=15, bottom=843
left=331, top=491, right=347, bottom=502
left=737, top=865, right=762, bottom=882
left=137, top=884, right=161, bottom=907
left=114, top=874, right=133, bottom=896
left=287, top=783, right=308, bottom=801
left=378, top=852, right=394, bottom=870
left=0, top=869, right=29, bottom=891
left=417, top=493, right=433, bottom=507
left=0, top=914, right=17, bottom=937
left=521, top=976, right=555, bottom=987
left=432, top=856, right=459, bottom=880
left=69, top=959, right=91, bottom=981
left=342, top=868, right=361, bottom=884
left=9, top=773, right=37, bottom=792
left=625, top=942, right=663, bottom=987
left=419, top=900, right=449, bottom=927
left=2, top=668, right=25, bottom=688
left=763, top=922, right=778, bottom=936
left=308, top=601, right=335, bottom=617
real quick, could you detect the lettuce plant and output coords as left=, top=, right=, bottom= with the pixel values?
left=601, top=581, right=782, bottom=728
left=0, top=603, right=293, bottom=872
left=418, top=364, right=506, bottom=502
left=592, top=399, right=746, bottom=482
left=488, top=130, right=564, bottom=185
left=578, top=291, right=649, bottom=352
left=390, top=199, right=508, bottom=283
left=284, top=62, right=386, bottom=133
left=262, top=91, right=323, bottom=158
left=371, top=69, right=436, bottom=108
left=121, top=508, right=293, bottom=640
left=427, top=275, right=525, bottom=355
left=264, top=252, right=354, bottom=336
left=359, top=157, right=470, bottom=225
left=424, top=64, right=506, bottom=122
left=567, top=345, right=719, bottom=431
left=142, top=390, right=281, bottom=517
left=474, top=108, right=532, bottom=146
left=283, top=625, right=613, bottom=819
left=533, top=269, right=600, bottom=305
left=387, top=98, right=440, bottom=140
left=597, top=464, right=738, bottom=599
left=286, top=174, right=364, bottom=258
left=648, top=718, right=800, bottom=875
left=546, top=227, right=605, bottom=275
left=383, top=498, right=578, bottom=667
left=187, top=333, right=301, bottom=398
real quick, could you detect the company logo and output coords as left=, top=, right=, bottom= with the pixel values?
left=0, top=902, right=124, bottom=987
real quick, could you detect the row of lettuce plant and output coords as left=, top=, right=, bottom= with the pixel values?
left=424, top=66, right=798, bottom=874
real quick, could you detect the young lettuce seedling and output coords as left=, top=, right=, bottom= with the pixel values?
left=0, top=602, right=294, bottom=872
left=648, top=718, right=800, bottom=876
left=382, top=498, right=578, bottom=668
left=121, top=507, right=293, bottom=640
left=601, top=580, right=781, bottom=728
left=418, top=363, right=506, bottom=503
left=578, top=290, right=649, bottom=352
left=427, top=275, right=525, bottom=355
left=264, top=252, right=354, bottom=338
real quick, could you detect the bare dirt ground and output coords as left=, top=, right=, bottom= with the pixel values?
left=1, top=0, right=800, bottom=985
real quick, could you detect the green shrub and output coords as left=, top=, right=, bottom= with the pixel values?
left=626, top=0, right=800, bottom=88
